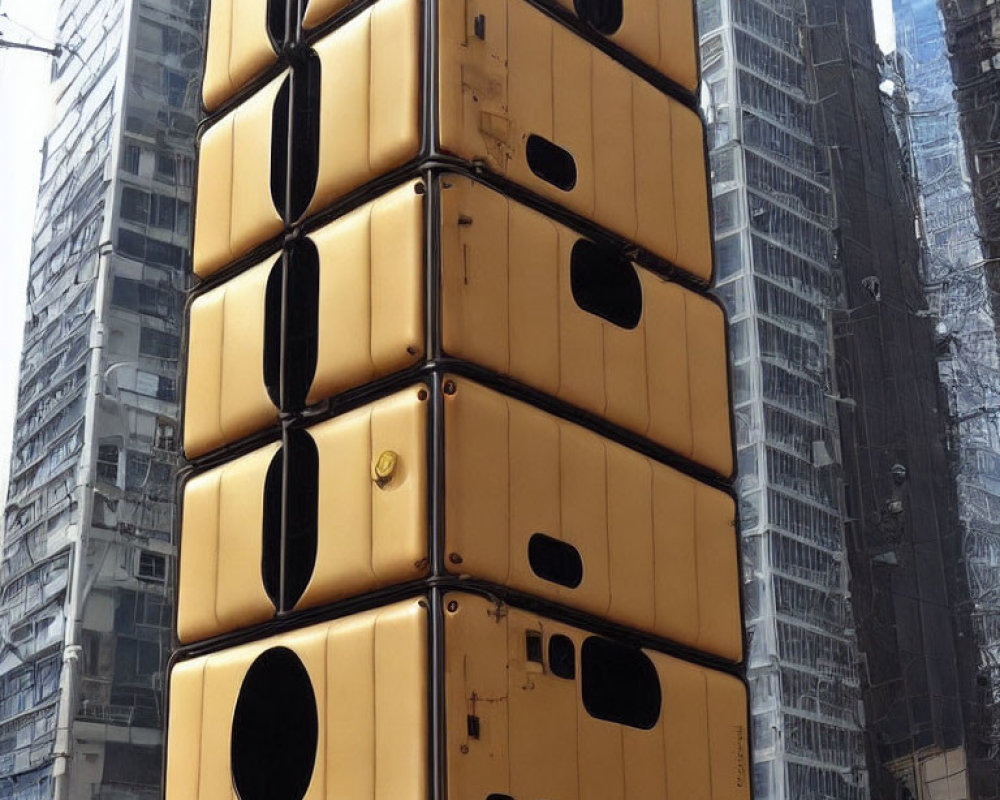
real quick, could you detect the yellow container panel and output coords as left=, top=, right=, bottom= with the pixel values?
left=177, top=386, right=429, bottom=643
left=296, top=385, right=430, bottom=612
left=184, top=256, right=279, bottom=459
left=166, top=600, right=429, bottom=800
left=440, top=175, right=733, bottom=476
left=202, top=0, right=278, bottom=111
left=193, top=71, right=286, bottom=279
left=444, top=378, right=742, bottom=661
left=438, top=0, right=712, bottom=282
left=304, top=0, right=421, bottom=220
left=305, top=181, right=426, bottom=406
left=444, top=593, right=751, bottom=800
left=548, top=0, right=698, bottom=92
left=302, top=0, right=357, bottom=31
left=177, top=442, right=280, bottom=644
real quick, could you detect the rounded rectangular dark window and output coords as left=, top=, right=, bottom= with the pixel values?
left=581, top=636, right=661, bottom=729
left=528, top=533, right=583, bottom=588
left=570, top=239, right=642, bottom=329
left=573, top=0, right=623, bottom=34
left=526, top=134, right=577, bottom=191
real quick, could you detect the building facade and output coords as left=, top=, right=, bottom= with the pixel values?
left=697, top=1, right=870, bottom=797
left=892, top=1, right=1000, bottom=796
left=819, top=12, right=972, bottom=799
left=696, top=0, right=996, bottom=798
left=0, top=0, right=202, bottom=797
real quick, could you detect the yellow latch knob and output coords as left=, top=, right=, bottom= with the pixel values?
left=373, top=450, right=399, bottom=488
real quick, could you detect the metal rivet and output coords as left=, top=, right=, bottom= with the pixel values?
left=447, top=600, right=459, bottom=612
left=443, top=380, right=457, bottom=395
left=449, top=553, right=463, bottom=565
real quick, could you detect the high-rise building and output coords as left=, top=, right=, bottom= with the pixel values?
left=697, top=1, right=870, bottom=796
left=697, top=0, right=991, bottom=798
left=817, top=10, right=972, bottom=799
left=0, top=0, right=202, bottom=798
left=891, top=1, right=1000, bottom=797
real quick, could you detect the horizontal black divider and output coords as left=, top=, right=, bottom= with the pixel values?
left=168, top=577, right=747, bottom=680
left=187, top=159, right=716, bottom=302
left=179, top=358, right=736, bottom=491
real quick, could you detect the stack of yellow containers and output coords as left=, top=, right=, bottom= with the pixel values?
left=167, top=0, right=751, bottom=797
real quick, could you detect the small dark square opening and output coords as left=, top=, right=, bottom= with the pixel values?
left=525, top=630, right=543, bottom=663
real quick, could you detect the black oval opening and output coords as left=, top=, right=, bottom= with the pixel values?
left=570, top=239, right=642, bottom=329
left=231, top=647, right=318, bottom=800
left=261, top=445, right=284, bottom=608
left=581, top=636, right=661, bottom=729
left=283, top=239, right=320, bottom=411
left=269, top=76, right=291, bottom=218
left=548, top=634, right=576, bottom=680
left=528, top=533, right=583, bottom=589
left=525, top=134, right=577, bottom=191
left=289, top=53, right=321, bottom=221
left=283, top=430, right=319, bottom=610
left=263, top=255, right=284, bottom=408
left=573, top=0, right=623, bottom=34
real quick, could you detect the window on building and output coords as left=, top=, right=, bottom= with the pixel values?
left=154, top=152, right=175, bottom=180
left=120, top=186, right=150, bottom=224
left=168, top=154, right=194, bottom=187
left=96, top=444, right=119, bottom=484
left=125, top=452, right=150, bottom=490
left=155, top=420, right=175, bottom=450
left=138, top=328, right=179, bottom=359
left=113, top=636, right=161, bottom=685
left=150, top=194, right=176, bottom=229
left=136, top=20, right=162, bottom=53
left=137, top=552, right=166, bottom=582
left=117, top=229, right=146, bottom=260
left=122, top=143, right=141, bottom=175
left=176, top=200, right=190, bottom=235
left=145, top=238, right=183, bottom=268
left=163, top=70, right=188, bottom=107
left=9, top=623, right=30, bottom=644
left=157, top=375, right=177, bottom=401
left=113, top=277, right=177, bottom=318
